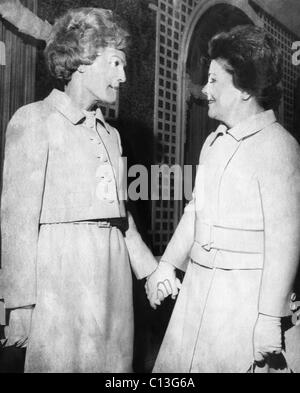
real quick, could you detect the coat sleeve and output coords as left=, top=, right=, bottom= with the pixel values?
left=258, top=130, right=300, bottom=317
left=1, top=105, right=48, bottom=308
left=113, top=127, right=158, bottom=279
left=158, top=133, right=216, bottom=272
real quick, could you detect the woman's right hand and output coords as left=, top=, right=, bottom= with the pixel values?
left=4, top=307, right=33, bottom=348
left=145, top=261, right=182, bottom=309
left=253, top=313, right=282, bottom=364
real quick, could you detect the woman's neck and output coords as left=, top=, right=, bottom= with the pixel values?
left=64, top=73, right=96, bottom=111
left=224, top=100, right=264, bottom=129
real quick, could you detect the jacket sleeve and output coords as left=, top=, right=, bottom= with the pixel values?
left=158, top=133, right=216, bottom=272
left=124, top=212, right=158, bottom=279
left=160, top=197, right=195, bottom=272
left=113, top=127, right=158, bottom=279
left=1, top=105, right=48, bottom=308
left=258, top=131, right=300, bottom=317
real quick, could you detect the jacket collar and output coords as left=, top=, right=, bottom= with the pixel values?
left=211, top=110, right=277, bottom=144
left=45, top=89, right=108, bottom=131
left=227, top=110, right=277, bottom=141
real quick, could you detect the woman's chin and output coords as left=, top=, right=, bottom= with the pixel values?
left=208, top=108, right=217, bottom=120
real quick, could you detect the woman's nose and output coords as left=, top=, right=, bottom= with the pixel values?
left=202, top=83, right=208, bottom=97
left=119, top=68, right=126, bottom=83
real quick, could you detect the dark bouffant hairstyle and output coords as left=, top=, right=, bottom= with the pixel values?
left=208, top=25, right=283, bottom=110
left=44, top=8, right=129, bottom=82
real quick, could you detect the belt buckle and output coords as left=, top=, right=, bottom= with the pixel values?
left=97, top=221, right=111, bottom=228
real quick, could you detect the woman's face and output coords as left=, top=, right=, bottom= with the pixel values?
left=81, top=46, right=126, bottom=104
left=202, top=59, right=243, bottom=125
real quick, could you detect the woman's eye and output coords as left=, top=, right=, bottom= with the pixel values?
left=112, top=60, right=120, bottom=67
left=209, top=78, right=216, bottom=83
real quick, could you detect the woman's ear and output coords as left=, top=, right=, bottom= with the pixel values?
left=241, top=90, right=251, bottom=101
left=78, top=64, right=86, bottom=73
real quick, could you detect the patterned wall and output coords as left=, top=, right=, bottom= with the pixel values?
left=256, top=6, right=300, bottom=138
left=150, top=0, right=200, bottom=254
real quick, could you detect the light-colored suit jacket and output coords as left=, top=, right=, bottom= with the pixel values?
left=1, top=89, right=157, bottom=308
left=162, top=110, right=300, bottom=317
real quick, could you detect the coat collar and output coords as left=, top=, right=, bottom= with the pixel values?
left=211, top=110, right=277, bottom=144
left=45, top=89, right=108, bottom=131
left=227, top=110, right=277, bottom=141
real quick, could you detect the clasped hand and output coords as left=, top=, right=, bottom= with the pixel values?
left=145, top=261, right=182, bottom=309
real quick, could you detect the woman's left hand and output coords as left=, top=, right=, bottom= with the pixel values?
left=253, top=313, right=282, bottom=363
left=4, top=307, right=33, bottom=348
left=145, top=261, right=182, bottom=309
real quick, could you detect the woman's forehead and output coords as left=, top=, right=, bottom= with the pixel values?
left=102, top=46, right=126, bottom=63
left=209, top=59, right=231, bottom=76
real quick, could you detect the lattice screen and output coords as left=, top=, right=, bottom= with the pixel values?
left=151, top=0, right=300, bottom=255
left=151, top=0, right=200, bottom=255
left=256, top=7, right=300, bottom=136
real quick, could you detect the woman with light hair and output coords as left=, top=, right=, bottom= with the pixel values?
left=1, top=7, right=177, bottom=373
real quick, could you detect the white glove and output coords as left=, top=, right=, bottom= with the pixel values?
left=253, top=313, right=282, bottom=363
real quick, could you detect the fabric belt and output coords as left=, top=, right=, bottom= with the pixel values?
left=196, top=221, right=264, bottom=253
left=42, top=218, right=129, bottom=235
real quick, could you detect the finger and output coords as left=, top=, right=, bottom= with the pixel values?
left=161, top=280, right=173, bottom=297
left=166, top=278, right=179, bottom=299
left=175, top=278, right=182, bottom=290
left=157, top=282, right=169, bottom=299
left=157, top=288, right=165, bottom=302
left=149, top=292, right=162, bottom=309
left=145, top=281, right=150, bottom=293
left=15, top=337, right=28, bottom=348
left=149, top=297, right=157, bottom=309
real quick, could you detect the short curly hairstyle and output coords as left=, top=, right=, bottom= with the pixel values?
left=208, top=25, right=283, bottom=110
left=44, top=7, right=129, bottom=82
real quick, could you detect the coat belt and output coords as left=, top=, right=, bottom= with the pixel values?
left=195, top=221, right=264, bottom=253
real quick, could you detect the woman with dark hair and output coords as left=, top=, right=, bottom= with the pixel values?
left=149, top=25, right=300, bottom=373
left=0, top=7, right=177, bottom=373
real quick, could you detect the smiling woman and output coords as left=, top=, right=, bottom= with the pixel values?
left=152, top=25, right=300, bottom=373
left=72, top=47, right=126, bottom=105
left=0, top=7, right=162, bottom=373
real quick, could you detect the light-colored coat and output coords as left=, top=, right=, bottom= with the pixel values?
left=154, top=110, right=300, bottom=373
left=0, top=89, right=157, bottom=372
